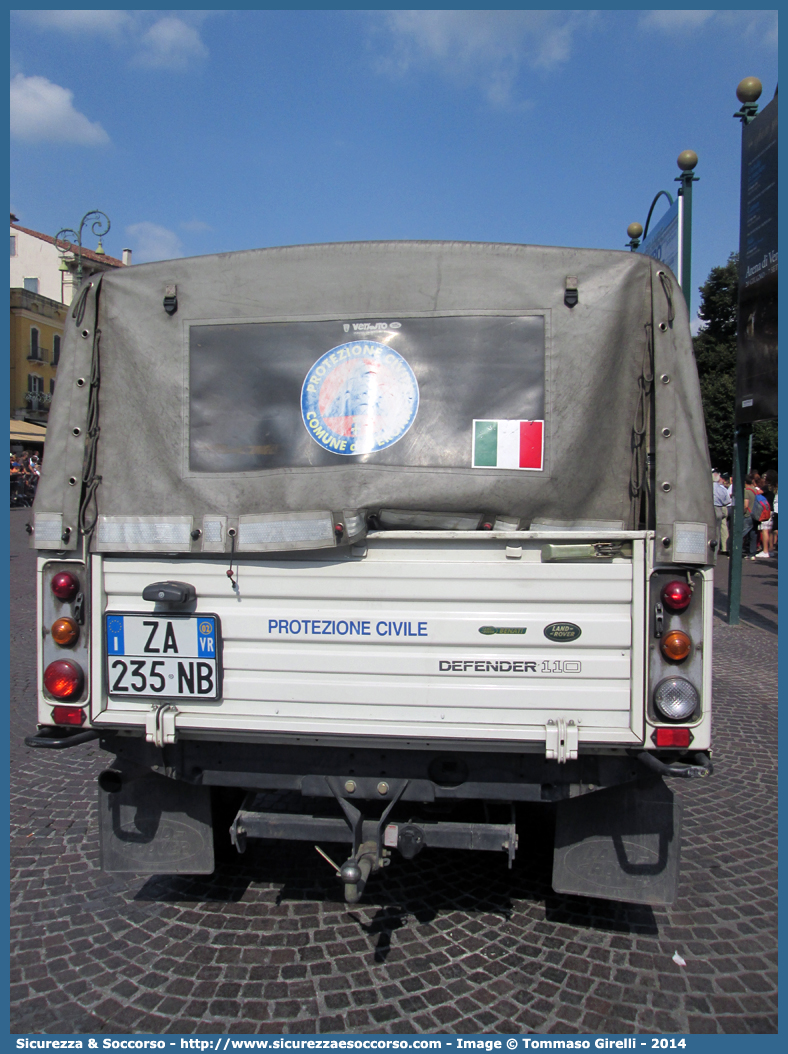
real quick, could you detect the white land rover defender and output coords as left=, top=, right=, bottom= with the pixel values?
left=28, top=240, right=715, bottom=905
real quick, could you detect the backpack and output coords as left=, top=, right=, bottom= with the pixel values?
left=753, top=493, right=771, bottom=521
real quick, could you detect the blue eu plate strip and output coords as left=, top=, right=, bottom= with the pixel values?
left=106, top=615, right=125, bottom=655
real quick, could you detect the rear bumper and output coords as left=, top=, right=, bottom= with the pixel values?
left=25, top=726, right=100, bottom=749
left=99, top=733, right=709, bottom=802
left=90, top=734, right=708, bottom=905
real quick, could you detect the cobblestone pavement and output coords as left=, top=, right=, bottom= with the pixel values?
left=10, top=510, right=778, bottom=1035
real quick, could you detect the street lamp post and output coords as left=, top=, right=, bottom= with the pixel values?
left=675, top=151, right=699, bottom=309
left=54, top=210, right=111, bottom=288
left=642, top=190, right=675, bottom=244
left=727, top=78, right=762, bottom=625
left=627, top=191, right=674, bottom=248
left=626, top=152, right=696, bottom=306
left=733, top=76, right=762, bottom=125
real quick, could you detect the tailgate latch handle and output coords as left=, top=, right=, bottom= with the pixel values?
left=142, top=580, right=196, bottom=605
left=146, top=703, right=178, bottom=748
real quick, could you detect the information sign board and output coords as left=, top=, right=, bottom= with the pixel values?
left=736, top=93, right=778, bottom=424
left=638, top=198, right=681, bottom=284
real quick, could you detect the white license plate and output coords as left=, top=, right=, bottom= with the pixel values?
left=105, top=614, right=221, bottom=700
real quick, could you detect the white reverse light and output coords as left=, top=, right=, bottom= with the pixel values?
left=654, top=677, right=699, bottom=721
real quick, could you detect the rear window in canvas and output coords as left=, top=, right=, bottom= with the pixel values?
left=189, top=315, right=545, bottom=473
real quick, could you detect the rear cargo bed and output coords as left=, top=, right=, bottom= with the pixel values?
left=92, top=531, right=647, bottom=749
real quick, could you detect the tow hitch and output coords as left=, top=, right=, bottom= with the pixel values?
left=228, top=780, right=519, bottom=903
left=338, top=841, right=388, bottom=903
left=329, top=776, right=408, bottom=903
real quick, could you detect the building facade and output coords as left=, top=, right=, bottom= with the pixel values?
left=10, top=215, right=128, bottom=425
left=10, top=288, right=67, bottom=424
left=10, top=214, right=129, bottom=306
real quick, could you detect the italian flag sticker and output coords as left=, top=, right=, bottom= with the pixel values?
left=472, top=419, right=545, bottom=471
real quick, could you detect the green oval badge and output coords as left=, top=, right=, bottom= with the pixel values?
left=479, top=626, right=527, bottom=635
left=544, top=622, right=582, bottom=642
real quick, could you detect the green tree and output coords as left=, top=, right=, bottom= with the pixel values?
left=752, top=419, right=779, bottom=472
left=693, top=254, right=738, bottom=471
left=692, top=253, right=778, bottom=473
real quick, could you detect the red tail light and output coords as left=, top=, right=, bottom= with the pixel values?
left=661, top=580, right=692, bottom=612
left=51, top=571, right=80, bottom=602
left=654, top=727, right=691, bottom=748
left=43, top=659, right=84, bottom=700
left=51, top=706, right=86, bottom=726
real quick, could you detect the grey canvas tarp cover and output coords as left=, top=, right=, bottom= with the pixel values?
left=35, top=240, right=714, bottom=557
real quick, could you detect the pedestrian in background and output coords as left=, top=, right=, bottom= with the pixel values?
left=742, top=472, right=760, bottom=560
left=754, top=477, right=773, bottom=559
left=759, top=470, right=778, bottom=559
left=766, top=472, right=779, bottom=551
left=713, top=469, right=731, bottom=555
left=719, top=472, right=732, bottom=554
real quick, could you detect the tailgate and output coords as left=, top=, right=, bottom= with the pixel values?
left=92, top=533, right=647, bottom=748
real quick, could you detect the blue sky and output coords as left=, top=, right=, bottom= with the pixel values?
left=10, top=8, right=778, bottom=326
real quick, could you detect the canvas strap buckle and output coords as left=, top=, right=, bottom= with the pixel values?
left=545, top=718, right=579, bottom=763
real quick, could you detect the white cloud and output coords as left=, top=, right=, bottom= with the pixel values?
left=15, top=10, right=213, bottom=71
left=372, top=11, right=593, bottom=106
left=135, top=17, right=209, bottom=71
left=19, top=10, right=134, bottom=36
left=125, top=222, right=184, bottom=263
left=10, top=73, right=110, bottom=145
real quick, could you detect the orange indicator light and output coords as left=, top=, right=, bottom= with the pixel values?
left=660, top=630, right=692, bottom=662
left=51, top=616, right=80, bottom=647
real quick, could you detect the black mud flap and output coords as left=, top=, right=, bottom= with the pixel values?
left=552, top=778, right=682, bottom=905
left=98, top=769, right=214, bottom=874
